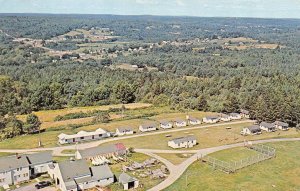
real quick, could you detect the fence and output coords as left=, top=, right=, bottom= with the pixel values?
left=201, top=144, right=276, bottom=173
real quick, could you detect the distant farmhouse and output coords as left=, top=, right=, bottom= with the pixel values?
left=139, top=123, right=157, bottom=132
left=159, top=120, right=173, bottom=129
left=76, top=143, right=127, bottom=160
left=188, top=116, right=201, bottom=125
left=260, top=122, right=276, bottom=132
left=49, top=160, right=114, bottom=191
left=58, top=128, right=110, bottom=144
left=116, top=127, right=134, bottom=136
left=203, top=116, right=220, bottom=123
left=241, top=125, right=262, bottom=135
left=168, top=136, right=197, bottom=149
left=273, top=121, right=289, bottom=131
left=0, top=152, right=53, bottom=187
left=174, top=119, right=187, bottom=127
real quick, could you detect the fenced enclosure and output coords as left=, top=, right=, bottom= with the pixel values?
left=201, top=144, right=276, bottom=173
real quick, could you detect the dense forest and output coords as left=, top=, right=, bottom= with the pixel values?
left=1, top=14, right=300, bottom=138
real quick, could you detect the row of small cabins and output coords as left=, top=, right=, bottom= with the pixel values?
left=241, top=121, right=289, bottom=135
left=58, top=111, right=250, bottom=145
left=0, top=144, right=139, bottom=191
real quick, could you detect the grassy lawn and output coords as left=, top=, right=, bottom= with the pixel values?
left=209, top=147, right=261, bottom=162
left=165, top=141, right=300, bottom=191
left=108, top=152, right=167, bottom=191
left=156, top=153, right=194, bottom=165
left=53, top=156, right=72, bottom=163
left=17, top=103, right=152, bottom=122
left=61, top=149, right=76, bottom=154
left=0, top=152, right=13, bottom=157
left=100, top=122, right=300, bottom=150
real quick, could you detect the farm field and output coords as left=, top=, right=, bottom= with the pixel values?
left=100, top=123, right=300, bottom=150
left=164, top=141, right=300, bottom=191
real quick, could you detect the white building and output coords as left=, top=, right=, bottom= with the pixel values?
left=260, top=122, right=276, bottom=132
left=273, top=121, right=289, bottom=131
left=168, top=136, right=197, bottom=149
left=174, top=119, right=187, bottom=127
left=118, top=172, right=139, bottom=190
left=188, top=117, right=201, bottom=125
left=241, top=125, right=262, bottom=135
left=116, top=127, right=134, bottom=136
left=50, top=160, right=114, bottom=191
left=0, top=152, right=53, bottom=187
left=159, top=120, right=173, bottom=129
left=58, top=128, right=110, bottom=144
left=220, top=114, right=231, bottom=122
left=229, top=113, right=242, bottom=120
left=240, top=109, right=250, bottom=118
left=139, top=124, right=157, bottom=132
left=203, top=116, right=220, bottom=123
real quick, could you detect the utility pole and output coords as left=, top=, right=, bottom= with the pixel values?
left=38, top=126, right=42, bottom=147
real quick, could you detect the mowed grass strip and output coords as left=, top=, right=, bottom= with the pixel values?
left=156, top=153, right=194, bottom=165
left=164, top=141, right=300, bottom=191
left=100, top=123, right=299, bottom=150
left=17, top=103, right=152, bottom=122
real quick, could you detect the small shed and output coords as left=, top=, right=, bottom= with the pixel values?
left=119, top=172, right=139, bottom=190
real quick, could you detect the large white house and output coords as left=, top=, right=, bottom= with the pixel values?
left=174, top=119, right=187, bottom=127
left=168, top=136, right=197, bottom=149
left=49, top=160, right=114, bottom=191
left=58, top=128, right=110, bottom=144
left=273, top=121, right=289, bottom=131
left=139, top=124, right=157, bottom=132
left=203, top=116, right=220, bottom=123
left=229, top=113, right=242, bottom=120
left=159, top=120, right=173, bottom=129
left=241, top=125, right=262, bottom=135
left=0, top=152, right=53, bottom=187
left=260, top=122, right=276, bottom=132
left=116, top=127, right=134, bottom=136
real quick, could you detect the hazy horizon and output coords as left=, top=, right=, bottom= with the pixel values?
left=1, top=0, right=300, bottom=19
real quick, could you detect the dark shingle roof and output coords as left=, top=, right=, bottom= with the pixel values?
left=91, top=165, right=114, bottom=180
left=119, top=172, right=138, bottom=184
left=169, top=136, right=196, bottom=144
left=0, top=155, right=28, bottom=172
left=26, top=151, right=52, bottom=165
left=117, top=127, right=133, bottom=132
left=240, top=109, right=250, bottom=115
left=260, top=122, right=275, bottom=129
left=274, top=121, right=289, bottom=127
left=58, top=160, right=91, bottom=182
left=246, top=125, right=261, bottom=132
left=78, top=143, right=126, bottom=158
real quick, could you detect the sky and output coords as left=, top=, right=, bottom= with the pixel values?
left=0, top=0, right=300, bottom=18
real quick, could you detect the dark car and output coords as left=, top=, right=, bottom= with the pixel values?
left=35, top=181, right=51, bottom=189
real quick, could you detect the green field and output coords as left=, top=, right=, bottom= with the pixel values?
left=165, top=141, right=300, bottom=191
left=100, top=122, right=299, bottom=150
left=156, top=153, right=195, bottom=165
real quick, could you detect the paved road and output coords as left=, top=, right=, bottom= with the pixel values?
left=0, top=120, right=253, bottom=156
left=144, top=137, right=300, bottom=191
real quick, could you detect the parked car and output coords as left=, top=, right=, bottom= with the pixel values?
left=35, top=181, right=51, bottom=189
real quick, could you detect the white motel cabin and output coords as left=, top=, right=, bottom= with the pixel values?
left=273, top=121, right=289, bottom=131
left=139, top=124, right=157, bottom=132
left=241, top=125, right=262, bottom=135
left=159, top=120, right=173, bottom=129
left=58, top=128, right=110, bottom=144
left=203, top=116, right=220, bottom=124
left=240, top=109, right=250, bottom=118
left=229, top=113, right=242, bottom=120
left=168, top=136, right=197, bottom=149
left=219, top=114, right=231, bottom=122
left=116, top=127, right=134, bottom=136
left=188, top=117, right=201, bottom=125
left=260, top=122, right=276, bottom=132
left=174, top=119, right=187, bottom=127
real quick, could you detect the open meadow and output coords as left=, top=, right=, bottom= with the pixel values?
left=164, top=141, right=300, bottom=191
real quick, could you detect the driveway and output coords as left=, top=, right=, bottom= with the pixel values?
left=13, top=184, right=55, bottom=191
